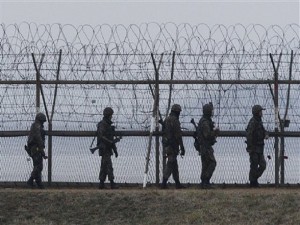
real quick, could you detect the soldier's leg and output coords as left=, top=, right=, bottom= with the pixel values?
left=35, top=156, right=44, bottom=189
left=172, top=157, right=185, bottom=189
left=206, top=149, right=217, bottom=183
left=163, top=147, right=174, bottom=179
left=162, top=147, right=167, bottom=175
left=27, top=155, right=35, bottom=187
left=106, top=156, right=118, bottom=189
left=31, top=154, right=39, bottom=180
left=99, top=156, right=107, bottom=189
left=201, top=150, right=215, bottom=188
left=36, top=174, right=44, bottom=189
left=200, top=151, right=209, bottom=183
left=249, top=152, right=259, bottom=186
left=257, top=153, right=266, bottom=179
left=171, top=156, right=180, bottom=186
left=162, top=151, right=174, bottom=188
left=107, top=156, right=115, bottom=181
left=171, top=155, right=179, bottom=181
left=31, top=154, right=43, bottom=187
left=27, top=176, right=34, bottom=187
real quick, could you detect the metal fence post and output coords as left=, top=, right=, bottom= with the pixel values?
left=155, top=70, right=160, bottom=185
left=48, top=122, right=52, bottom=184
left=269, top=53, right=282, bottom=187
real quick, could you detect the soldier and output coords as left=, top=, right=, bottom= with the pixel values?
left=197, top=103, right=219, bottom=188
left=97, top=107, right=120, bottom=189
left=246, top=105, right=268, bottom=187
left=26, top=112, right=48, bottom=189
left=161, top=104, right=185, bottom=189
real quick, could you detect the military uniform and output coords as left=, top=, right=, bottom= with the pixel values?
left=97, top=107, right=119, bottom=189
left=161, top=104, right=185, bottom=189
left=197, top=103, right=218, bottom=188
left=246, top=105, right=267, bottom=187
left=27, top=113, right=47, bottom=189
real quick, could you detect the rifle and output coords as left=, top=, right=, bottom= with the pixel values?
left=89, top=146, right=99, bottom=154
left=89, top=136, right=122, bottom=153
left=24, top=145, right=48, bottom=159
left=190, top=118, right=201, bottom=154
left=89, top=135, right=97, bottom=153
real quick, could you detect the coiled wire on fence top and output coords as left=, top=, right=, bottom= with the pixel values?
left=0, top=23, right=299, bottom=130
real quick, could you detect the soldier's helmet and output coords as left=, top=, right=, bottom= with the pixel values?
left=103, top=107, right=114, bottom=116
left=35, top=112, right=47, bottom=122
left=171, top=104, right=182, bottom=112
left=203, top=103, right=214, bottom=116
left=252, top=105, right=265, bottom=115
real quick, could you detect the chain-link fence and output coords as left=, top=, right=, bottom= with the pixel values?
left=1, top=135, right=299, bottom=185
left=0, top=23, right=299, bottom=186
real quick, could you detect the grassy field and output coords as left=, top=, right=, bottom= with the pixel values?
left=0, top=187, right=299, bottom=225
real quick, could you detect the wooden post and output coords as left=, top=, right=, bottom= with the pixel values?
left=32, top=54, right=50, bottom=120
left=35, top=55, right=45, bottom=113
left=148, top=81, right=164, bottom=185
left=143, top=53, right=163, bottom=188
left=36, top=75, right=40, bottom=113
left=166, top=51, right=175, bottom=117
left=153, top=53, right=163, bottom=186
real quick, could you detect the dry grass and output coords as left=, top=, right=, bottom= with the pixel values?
left=0, top=187, right=299, bottom=225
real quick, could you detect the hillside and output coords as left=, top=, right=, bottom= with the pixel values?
left=0, top=187, right=299, bottom=225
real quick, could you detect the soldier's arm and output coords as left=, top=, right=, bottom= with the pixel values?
left=112, top=144, right=118, bottom=157
left=262, top=123, right=269, bottom=139
left=33, top=123, right=44, bottom=149
left=173, top=119, right=184, bottom=149
left=246, top=120, right=255, bottom=147
left=41, top=149, right=48, bottom=159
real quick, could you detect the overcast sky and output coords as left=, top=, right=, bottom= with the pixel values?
left=0, top=0, right=299, bottom=27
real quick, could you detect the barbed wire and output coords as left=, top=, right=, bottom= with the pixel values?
left=0, top=23, right=299, bottom=131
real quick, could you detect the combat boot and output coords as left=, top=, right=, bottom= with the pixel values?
left=99, top=180, right=105, bottom=189
left=250, top=180, right=260, bottom=188
left=35, top=179, right=44, bottom=189
left=207, top=179, right=215, bottom=189
left=161, top=178, right=168, bottom=189
left=27, top=177, right=34, bottom=188
left=250, top=180, right=259, bottom=188
left=175, top=180, right=186, bottom=189
left=201, top=179, right=211, bottom=189
left=110, top=180, right=119, bottom=189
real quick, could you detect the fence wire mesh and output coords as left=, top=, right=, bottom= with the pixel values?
left=1, top=136, right=300, bottom=184
left=0, top=23, right=299, bottom=185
